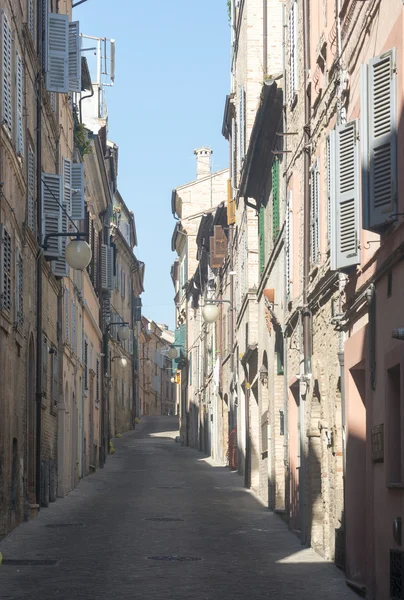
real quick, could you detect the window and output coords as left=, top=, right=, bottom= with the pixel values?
left=231, top=117, right=237, bottom=190
left=44, top=12, right=81, bottom=93
left=310, top=161, right=320, bottom=265
left=84, top=337, right=88, bottom=390
left=101, top=244, right=114, bottom=290
left=42, top=173, right=62, bottom=259
left=121, top=269, right=125, bottom=298
left=2, top=11, right=13, bottom=134
left=71, top=302, right=76, bottom=353
left=15, top=248, right=23, bottom=326
left=189, top=351, right=192, bottom=386
left=259, top=204, right=265, bottom=275
left=362, top=49, right=397, bottom=231
left=272, top=159, right=280, bottom=243
left=51, top=348, right=58, bottom=407
left=288, top=0, right=298, bottom=107
left=64, top=287, right=69, bottom=343
left=286, top=190, right=293, bottom=300
left=42, top=335, right=48, bottom=394
left=16, top=53, right=24, bottom=157
left=27, top=146, right=35, bottom=231
left=238, top=85, right=245, bottom=166
left=1, top=225, right=12, bottom=311
left=96, top=359, right=100, bottom=403
left=28, top=0, right=35, bottom=40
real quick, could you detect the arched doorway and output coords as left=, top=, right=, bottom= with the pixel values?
left=27, top=335, right=36, bottom=503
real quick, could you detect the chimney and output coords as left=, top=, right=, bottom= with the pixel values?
left=194, top=147, right=212, bottom=179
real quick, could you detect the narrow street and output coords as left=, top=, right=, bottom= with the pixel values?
left=0, top=417, right=355, bottom=600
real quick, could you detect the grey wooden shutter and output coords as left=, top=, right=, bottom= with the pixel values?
left=71, top=163, right=85, bottom=220
left=62, top=158, right=72, bottom=215
left=331, top=120, right=360, bottom=271
left=65, top=287, right=69, bottom=342
left=72, top=301, right=76, bottom=352
left=2, top=11, right=12, bottom=134
left=42, top=173, right=62, bottom=259
left=15, top=248, right=23, bottom=325
left=286, top=190, right=293, bottom=300
left=42, top=335, right=48, bottom=394
left=68, top=21, right=81, bottom=92
left=310, top=162, right=320, bottom=265
left=45, top=13, right=69, bottom=93
left=367, top=49, right=397, bottom=230
left=27, top=146, right=35, bottom=231
left=326, top=130, right=336, bottom=245
left=288, top=1, right=297, bottom=107
left=238, top=86, right=246, bottom=164
left=0, top=224, right=11, bottom=311
left=128, top=329, right=134, bottom=355
left=231, top=117, right=237, bottom=189
left=101, top=244, right=113, bottom=290
left=52, top=189, right=68, bottom=278
left=28, top=0, right=35, bottom=40
left=52, top=350, right=58, bottom=406
left=16, top=53, right=24, bottom=157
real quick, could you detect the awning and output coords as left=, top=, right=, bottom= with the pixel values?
left=239, top=80, right=284, bottom=207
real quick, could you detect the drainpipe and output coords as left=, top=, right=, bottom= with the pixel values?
left=263, top=0, right=268, bottom=76
left=35, top=0, right=44, bottom=507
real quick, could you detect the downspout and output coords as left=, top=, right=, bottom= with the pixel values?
left=300, top=0, right=311, bottom=547
left=35, top=0, right=44, bottom=507
left=263, top=0, right=268, bottom=76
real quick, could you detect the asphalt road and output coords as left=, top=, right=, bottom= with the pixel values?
left=0, top=416, right=357, bottom=599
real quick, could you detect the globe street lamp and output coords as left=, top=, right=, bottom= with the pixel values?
left=202, top=299, right=232, bottom=324
left=167, top=346, right=178, bottom=359
left=43, top=232, right=92, bottom=270
left=111, top=355, right=128, bottom=367
left=117, top=324, right=130, bottom=341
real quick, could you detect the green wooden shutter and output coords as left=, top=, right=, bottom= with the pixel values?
left=367, top=49, right=397, bottom=230
left=259, top=204, right=265, bottom=274
left=272, top=159, right=280, bottom=243
left=331, top=120, right=361, bottom=271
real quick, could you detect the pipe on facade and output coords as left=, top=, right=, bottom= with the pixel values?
left=35, top=0, right=44, bottom=507
left=263, top=0, right=267, bottom=76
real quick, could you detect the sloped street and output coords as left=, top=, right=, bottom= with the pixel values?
left=0, top=417, right=356, bottom=600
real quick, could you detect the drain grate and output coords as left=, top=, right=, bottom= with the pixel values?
left=46, top=523, right=85, bottom=528
left=147, top=555, right=202, bottom=562
left=145, top=517, right=184, bottom=522
left=2, top=559, right=58, bottom=566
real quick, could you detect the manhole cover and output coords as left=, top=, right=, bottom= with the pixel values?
left=46, top=523, right=85, bottom=528
left=145, top=517, right=184, bottom=522
left=147, top=556, right=202, bottom=562
left=1, top=559, right=58, bottom=566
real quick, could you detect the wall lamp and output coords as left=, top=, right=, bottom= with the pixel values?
left=202, top=299, right=232, bottom=324
left=111, top=355, right=128, bottom=368
left=106, top=321, right=131, bottom=341
left=43, top=232, right=92, bottom=270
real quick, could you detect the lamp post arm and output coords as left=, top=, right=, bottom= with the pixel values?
left=42, top=231, right=88, bottom=251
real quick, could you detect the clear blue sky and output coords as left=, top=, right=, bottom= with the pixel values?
left=77, top=0, right=230, bottom=330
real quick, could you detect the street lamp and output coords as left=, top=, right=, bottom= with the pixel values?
left=43, top=232, right=92, bottom=270
left=117, top=324, right=130, bottom=341
left=111, top=355, right=128, bottom=367
left=202, top=299, right=232, bottom=324
left=167, top=346, right=178, bottom=359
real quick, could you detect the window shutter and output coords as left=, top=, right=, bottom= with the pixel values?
left=64, top=287, right=69, bottom=343
left=28, top=0, right=35, bottom=40
left=231, top=117, right=237, bottom=190
left=2, top=11, right=12, bottom=134
left=121, top=269, right=125, bottom=298
left=238, top=86, right=246, bottom=164
left=52, top=350, right=58, bottom=406
left=62, top=158, right=72, bottom=215
left=240, top=223, right=247, bottom=301
left=272, top=159, right=280, bottom=242
left=41, top=0, right=48, bottom=72
left=310, top=162, right=320, bottom=265
left=101, top=244, right=113, bottom=290
left=259, top=204, right=265, bottom=274
left=42, top=335, right=48, bottom=394
left=128, top=329, right=134, bottom=355
left=68, top=21, right=81, bottom=92
left=71, top=163, right=85, bottom=220
left=15, top=248, right=23, bottom=325
left=288, top=1, right=298, bottom=107
left=326, top=130, right=336, bottom=245
left=0, top=225, right=11, bottom=311
left=72, top=301, right=76, bottom=353
left=96, top=359, right=99, bottom=402
left=16, top=53, right=24, bottom=157
left=367, top=49, right=397, bottom=230
left=331, top=120, right=360, bottom=271
left=115, top=262, right=120, bottom=290
left=53, top=185, right=69, bottom=277
left=122, top=380, right=126, bottom=408
left=42, top=173, right=62, bottom=259
left=45, top=13, right=69, bottom=93
left=27, top=146, right=35, bottom=231
left=286, top=190, right=293, bottom=300
left=84, top=338, right=88, bottom=389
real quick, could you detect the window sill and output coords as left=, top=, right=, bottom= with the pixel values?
left=387, top=483, right=404, bottom=490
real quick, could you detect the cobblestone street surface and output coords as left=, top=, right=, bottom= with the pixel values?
left=0, top=417, right=357, bottom=600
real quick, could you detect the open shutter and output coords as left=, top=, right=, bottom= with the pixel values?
left=27, top=146, right=35, bottom=231
left=71, top=163, right=85, bottom=220
left=231, top=117, right=237, bottom=190
left=272, top=159, right=280, bottom=242
left=45, top=13, right=69, bottom=93
left=238, top=86, right=246, bottom=164
left=259, top=205, right=265, bottom=274
left=326, top=130, right=336, bottom=245
left=128, top=329, right=134, bottom=355
left=42, top=173, right=62, bottom=259
left=52, top=351, right=58, bottom=406
left=16, top=53, right=24, bottom=157
left=42, top=335, right=48, bottom=394
left=15, top=248, right=23, bottom=325
left=2, top=11, right=12, bottom=134
left=52, top=199, right=68, bottom=276
left=310, top=162, right=320, bottom=265
left=72, top=301, right=76, bottom=353
left=366, top=49, right=397, bottom=230
left=62, top=158, right=72, bottom=215
left=101, top=244, right=113, bottom=290
left=64, top=287, right=69, bottom=343
left=288, top=1, right=298, bottom=106
left=331, top=120, right=360, bottom=271
left=28, top=0, right=35, bottom=40
left=68, top=21, right=81, bottom=92
left=0, top=225, right=11, bottom=312
left=286, top=190, right=293, bottom=300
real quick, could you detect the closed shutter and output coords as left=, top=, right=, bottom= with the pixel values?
left=231, top=117, right=237, bottom=190
left=16, top=53, right=24, bottom=157
left=52, top=191, right=69, bottom=277
left=128, top=329, right=134, bottom=355
left=331, top=120, right=360, bottom=270
left=42, top=173, right=62, bottom=259
left=272, top=159, right=280, bottom=242
left=0, top=225, right=12, bottom=311
left=68, top=21, right=81, bottom=92
left=238, top=86, right=246, bottom=164
left=326, top=130, right=336, bottom=245
left=259, top=204, right=265, bottom=274
left=72, top=301, right=76, bottom=353
left=121, top=269, right=125, bottom=298
left=45, top=13, right=69, bottom=93
left=52, top=350, right=58, bottom=406
left=28, top=0, right=35, bottom=40
left=115, top=262, right=120, bottom=290
left=64, top=287, right=69, bottom=343
left=366, top=49, right=397, bottom=231
left=15, top=248, right=23, bottom=326
left=2, top=11, right=12, bottom=134
left=41, top=0, right=48, bottom=72
left=101, top=244, right=113, bottom=290
left=84, top=338, right=88, bottom=390
left=288, top=1, right=298, bottom=106
left=42, top=335, right=48, bottom=394
left=27, top=146, right=35, bottom=231
left=310, top=162, right=320, bottom=265
left=71, top=163, right=85, bottom=220
left=240, top=222, right=247, bottom=301
left=62, top=158, right=72, bottom=215
left=286, top=190, right=293, bottom=300
left=96, top=359, right=99, bottom=402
